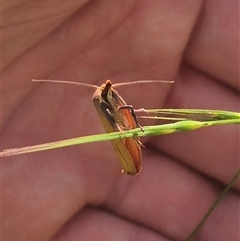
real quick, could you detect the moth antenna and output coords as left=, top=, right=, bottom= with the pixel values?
left=32, top=79, right=99, bottom=89
left=113, top=80, right=174, bottom=88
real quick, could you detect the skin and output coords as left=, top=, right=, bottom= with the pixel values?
left=2, top=0, right=239, bottom=240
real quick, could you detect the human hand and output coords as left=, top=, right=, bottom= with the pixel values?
left=2, top=1, right=239, bottom=240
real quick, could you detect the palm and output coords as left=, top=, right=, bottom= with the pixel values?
left=2, top=1, right=239, bottom=241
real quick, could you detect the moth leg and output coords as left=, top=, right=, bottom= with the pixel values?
left=118, top=105, right=144, bottom=132
left=134, top=108, right=147, bottom=113
left=99, top=101, right=115, bottom=123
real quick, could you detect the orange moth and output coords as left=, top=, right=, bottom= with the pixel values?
left=32, top=79, right=172, bottom=175
left=92, top=80, right=143, bottom=175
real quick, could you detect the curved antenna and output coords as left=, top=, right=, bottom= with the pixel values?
left=32, top=79, right=174, bottom=89
left=113, top=80, right=174, bottom=88
left=32, top=79, right=99, bottom=89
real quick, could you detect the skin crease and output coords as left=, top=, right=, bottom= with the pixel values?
left=1, top=0, right=239, bottom=240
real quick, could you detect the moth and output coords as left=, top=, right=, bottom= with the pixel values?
left=92, top=79, right=143, bottom=175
